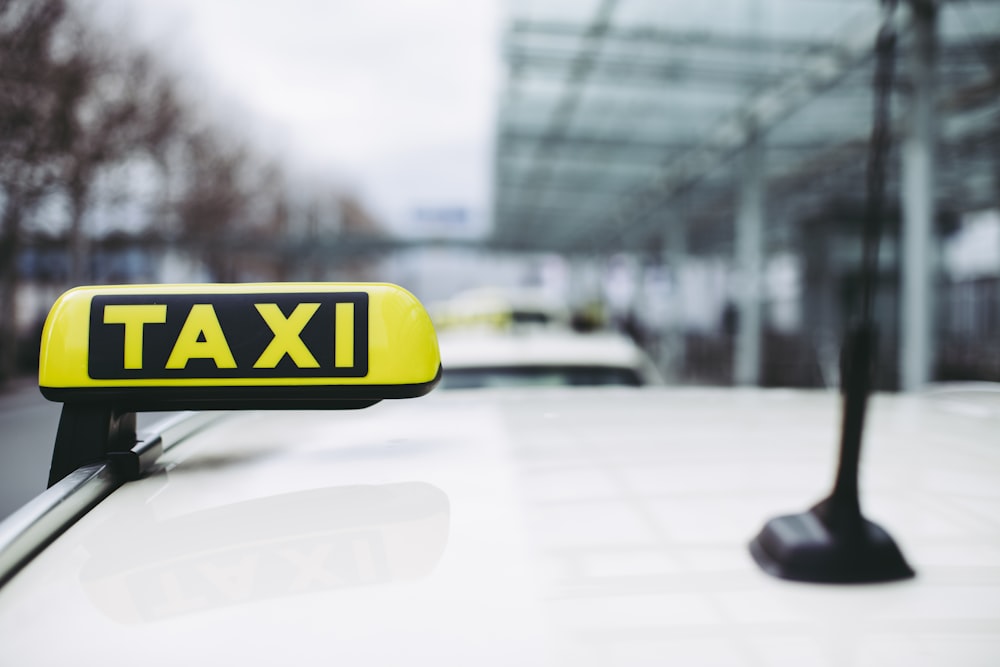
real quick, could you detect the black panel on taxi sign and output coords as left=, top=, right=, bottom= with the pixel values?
left=88, top=293, right=369, bottom=380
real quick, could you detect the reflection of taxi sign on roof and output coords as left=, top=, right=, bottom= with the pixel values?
left=38, top=283, right=441, bottom=484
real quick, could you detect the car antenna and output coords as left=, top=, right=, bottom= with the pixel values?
left=747, top=0, right=915, bottom=583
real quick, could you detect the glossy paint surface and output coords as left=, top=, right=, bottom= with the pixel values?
left=1, top=387, right=998, bottom=665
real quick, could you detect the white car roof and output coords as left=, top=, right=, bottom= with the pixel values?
left=439, top=329, right=652, bottom=370
left=1, top=386, right=999, bottom=665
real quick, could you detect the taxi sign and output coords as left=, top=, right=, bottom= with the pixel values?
left=39, top=282, right=441, bottom=410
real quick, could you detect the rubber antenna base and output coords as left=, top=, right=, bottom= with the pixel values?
left=749, top=504, right=915, bottom=584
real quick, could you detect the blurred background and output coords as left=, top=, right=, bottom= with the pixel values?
left=1, top=0, right=998, bottom=427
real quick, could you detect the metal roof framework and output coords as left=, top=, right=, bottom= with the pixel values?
left=491, top=0, right=1000, bottom=257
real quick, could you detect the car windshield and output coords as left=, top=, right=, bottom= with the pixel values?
left=440, top=365, right=644, bottom=390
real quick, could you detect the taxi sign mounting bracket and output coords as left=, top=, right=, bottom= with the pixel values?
left=48, top=405, right=138, bottom=487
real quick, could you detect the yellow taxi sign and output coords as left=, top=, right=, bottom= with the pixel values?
left=39, top=283, right=441, bottom=409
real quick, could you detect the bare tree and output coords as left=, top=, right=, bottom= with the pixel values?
left=174, top=128, right=251, bottom=281
left=0, top=0, right=68, bottom=381
left=52, top=18, right=184, bottom=284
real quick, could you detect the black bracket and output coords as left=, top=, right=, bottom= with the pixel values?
left=48, top=405, right=138, bottom=487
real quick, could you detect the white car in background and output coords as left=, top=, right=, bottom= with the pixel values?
left=437, top=328, right=662, bottom=389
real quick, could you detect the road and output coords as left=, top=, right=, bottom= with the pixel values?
left=0, top=379, right=60, bottom=521
left=0, top=379, right=165, bottom=522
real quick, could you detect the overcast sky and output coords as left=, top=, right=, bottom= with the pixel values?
left=85, top=0, right=502, bottom=235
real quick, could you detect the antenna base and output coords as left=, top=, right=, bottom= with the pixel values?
left=749, top=503, right=915, bottom=584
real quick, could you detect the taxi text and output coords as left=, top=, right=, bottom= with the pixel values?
left=88, top=293, right=368, bottom=379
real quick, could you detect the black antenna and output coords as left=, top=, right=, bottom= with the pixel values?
left=748, top=0, right=915, bottom=583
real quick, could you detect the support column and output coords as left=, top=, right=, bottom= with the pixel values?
left=661, top=217, right=687, bottom=382
left=568, top=254, right=602, bottom=330
left=901, top=0, right=937, bottom=391
left=735, top=129, right=765, bottom=386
